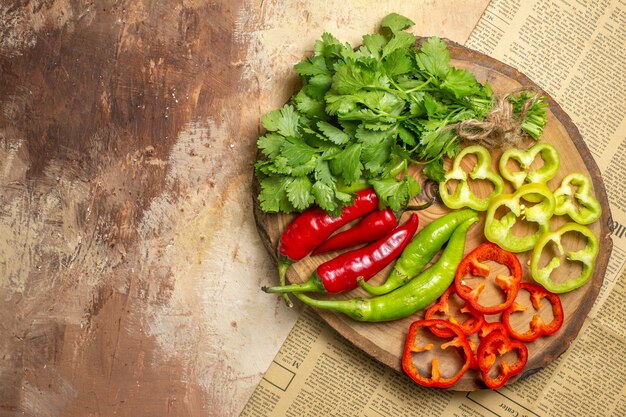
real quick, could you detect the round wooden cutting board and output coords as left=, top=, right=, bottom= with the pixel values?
left=253, top=40, right=613, bottom=391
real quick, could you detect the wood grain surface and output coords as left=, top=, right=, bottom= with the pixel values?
left=0, top=1, right=492, bottom=416
left=255, top=40, right=613, bottom=390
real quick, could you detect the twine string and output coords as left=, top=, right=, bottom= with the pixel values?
left=453, top=88, right=541, bottom=149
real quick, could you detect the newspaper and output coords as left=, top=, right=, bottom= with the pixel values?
left=242, top=1, right=626, bottom=415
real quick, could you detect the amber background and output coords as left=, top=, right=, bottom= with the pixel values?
left=0, top=1, right=489, bottom=416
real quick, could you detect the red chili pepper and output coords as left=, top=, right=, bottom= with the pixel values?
left=477, top=331, right=528, bottom=389
left=454, top=242, right=523, bottom=314
left=402, top=319, right=473, bottom=388
left=278, top=189, right=379, bottom=261
left=311, top=208, right=399, bottom=255
left=424, top=286, right=486, bottom=338
left=264, top=214, right=419, bottom=294
left=274, top=189, right=379, bottom=305
left=501, top=282, right=564, bottom=342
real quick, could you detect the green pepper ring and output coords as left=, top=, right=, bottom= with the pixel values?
left=553, top=173, right=602, bottom=225
left=439, top=145, right=505, bottom=212
left=530, top=222, right=599, bottom=293
left=498, top=142, right=560, bottom=202
left=484, top=183, right=556, bottom=253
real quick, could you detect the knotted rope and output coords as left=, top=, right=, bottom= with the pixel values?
left=454, top=89, right=541, bottom=149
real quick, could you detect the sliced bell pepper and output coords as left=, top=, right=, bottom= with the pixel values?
left=479, top=321, right=509, bottom=339
left=454, top=242, right=523, bottom=314
left=402, top=319, right=473, bottom=388
left=468, top=321, right=510, bottom=371
left=553, top=173, right=602, bottom=225
left=425, top=286, right=486, bottom=338
left=440, top=145, right=505, bottom=211
left=499, top=143, right=560, bottom=202
left=530, top=222, right=599, bottom=293
left=501, top=282, right=564, bottom=342
left=477, top=330, right=528, bottom=389
left=484, top=183, right=556, bottom=253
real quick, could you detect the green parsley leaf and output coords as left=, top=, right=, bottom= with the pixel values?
left=317, top=121, right=351, bottom=145
left=314, top=158, right=335, bottom=185
left=383, top=48, right=413, bottom=77
left=332, top=62, right=389, bottom=95
left=258, top=176, right=296, bottom=213
left=397, top=125, right=417, bottom=146
left=329, top=143, right=363, bottom=183
left=423, top=93, right=447, bottom=117
left=418, top=126, right=452, bottom=159
left=416, top=37, right=450, bottom=79
left=286, top=176, right=314, bottom=210
left=294, top=55, right=329, bottom=77
left=290, top=157, right=318, bottom=176
left=422, top=159, right=446, bottom=182
left=362, top=34, right=387, bottom=59
left=312, top=180, right=338, bottom=212
left=325, top=92, right=360, bottom=115
left=294, top=90, right=326, bottom=119
left=257, top=133, right=284, bottom=159
left=382, top=31, right=416, bottom=58
left=361, top=136, right=393, bottom=175
left=304, top=74, right=333, bottom=99
left=370, top=176, right=420, bottom=211
left=380, top=12, right=415, bottom=34
left=441, top=67, right=481, bottom=98
left=262, top=104, right=299, bottom=137
left=314, top=32, right=345, bottom=62
left=280, top=137, right=318, bottom=167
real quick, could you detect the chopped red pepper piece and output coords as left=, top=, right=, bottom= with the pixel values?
left=425, top=286, right=486, bottom=338
left=477, top=331, right=528, bottom=389
left=454, top=242, right=523, bottom=314
left=402, top=319, right=473, bottom=388
left=501, top=282, right=564, bottom=342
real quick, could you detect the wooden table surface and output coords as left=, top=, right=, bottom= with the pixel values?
left=0, top=1, right=489, bottom=416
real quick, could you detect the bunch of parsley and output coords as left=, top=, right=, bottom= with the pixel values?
left=255, top=13, right=547, bottom=215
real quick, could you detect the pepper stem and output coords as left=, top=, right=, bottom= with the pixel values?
left=405, top=199, right=434, bottom=211
left=357, top=271, right=408, bottom=295
left=262, top=275, right=325, bottom=294
left=293, top=292, right=362, bottom=319
left=277, top=261, right=293, bottom=307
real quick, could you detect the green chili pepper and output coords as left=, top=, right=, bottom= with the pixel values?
left=530, top=222, right=599, bottom=293
left=553, top=173, right=602, bottom=225
left=499, top=143, right=560, bottom=202
left=439, top=145, right=505, bottom=211
left=484, top=183, right=556, bottom=253
left=358, top=209, right=478, bottom=295
left=293, top=216, right=478, bottom=322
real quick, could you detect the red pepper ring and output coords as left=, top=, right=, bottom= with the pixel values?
left=425, top=286, right=486, bottom=338
left=501, top=282, right=564, bottom=342
left=454, top=242, right=523, bottom=314
left=468, top=321, right=511, bottom=371
left=477, top=331, right=528, bottom=389
left=402, top=319, right=473, bottom=388
left=479, top=321, right=509, bottom=339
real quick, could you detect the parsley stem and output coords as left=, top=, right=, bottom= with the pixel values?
left=357, top=101, right=409, bottom=120
left=404, top=77, right=433, bottom=94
